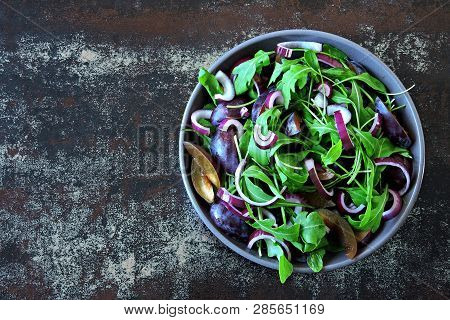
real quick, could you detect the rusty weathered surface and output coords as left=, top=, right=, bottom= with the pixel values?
left=0, top=0, right=448, bottom=299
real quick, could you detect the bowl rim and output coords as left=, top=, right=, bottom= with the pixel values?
left=179, top=29, right=425, bottom=273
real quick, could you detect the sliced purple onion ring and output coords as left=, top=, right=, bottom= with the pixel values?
left=336, top=191, right=366, bottom=215
left=253, top=79, right=261, bottom=96
left=240, top=107, right=249, bottom=118
left=217, top=187, right=246, bottom=208
left=253, top=124, right=278, bottom=150
left=374, top=157, right=411, bottom=196
left=218, top=119, right=244, bottom=138
left=285, top=194, right=305, bottom=214
left=261, top=209, right=278, bottom=227
left=191, top=109, right=213, bottom=135
left=369, top=113, right=383, bottom=136
left=220, top=200, right=251, bottom=221
left=276, top=41, right=323, bottom=58
left=305, top=158, right=334, bottom=199
left=334, top=111, right=354, bottom=151
left=313, top=92, right=328, bottom=109
left=327, top=104, right=352, bottom=124
left=317, top=53, right=343, bottom=68
left=263, top=90, right=284, bottom=108
left=315, top=80, right=333, bottom=98
left=235, top=158, right=286, bottom=207
left=382, top=189, right=403, bottom=221
left=247, top=230, right=292, bottom=261
left=214, top=71, right=235, bottom=101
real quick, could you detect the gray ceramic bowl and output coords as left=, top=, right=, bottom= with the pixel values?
left=179, top=30, right=425, bottom=273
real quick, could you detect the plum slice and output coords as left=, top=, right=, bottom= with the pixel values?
left=183, top=141, right=220, bottom=188
left=317, top=209, right=357, bottom=259
left=375, top=97, right=412, bottom=148
left=191, top=158, right=214, bottom=203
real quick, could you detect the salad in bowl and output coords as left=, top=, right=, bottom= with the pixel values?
left=182, top=37, right=416, bottom=283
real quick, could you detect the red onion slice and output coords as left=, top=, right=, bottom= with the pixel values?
left=235, top=158, right=286, bottom=207
left=217, top=187, right=246, bottom=208
left=334, top=111, right=354, bottom=151
left=220, top=200, right=251, bottom=221
left=214, top=70, right=235, bottom=101
left=327, top=104, right=352, bottom=124
left=313, top=92, right=328, bottom=109
left=276, top=41, right=323, bottom=58
left=253, top=124, right=278, bottom=150
left=247, top=230, right=292, bottom=261
left=285, top=194, right=305, bottom=214
left=218, top=119, right=244, bottom=138
left=305, top=158, right=334, bottom=199
left=191, top=109, right=213, bottom=135
left=369, top=113, right=383, bottom=136
left=315, top=80, right=333, bottom=98
left=336, top=191, right=366, bottom=215
left=317, top=53, right=343, bottom=68
left=240, top=107, right=249, bottom=118
left=382, top=189, right=403, bottom=221
left=374, top=157, right=411, bottom=196
left=253, top=79, right=261, bottom=97
left=263, top=90, right=284, bottom=109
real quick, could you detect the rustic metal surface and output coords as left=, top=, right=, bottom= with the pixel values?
left=0, top=0, right=448, bottom=299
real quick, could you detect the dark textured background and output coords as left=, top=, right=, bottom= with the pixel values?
left=0, top=0, right=448, bottom=299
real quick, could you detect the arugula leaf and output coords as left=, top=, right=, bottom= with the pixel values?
left=353, top=127, right=377, bottom=157
left=280, top=64, right=312, bottom=108
left=359, top=106, right=376, bottom=126
left=304, top=50, right=320, bottom=72
left=331, top=90, right=353, bottom=105
left=274, top=153, right=309, bottom=191
left=256, top=108, right=282, bottom=133
left=305, top=119, right=338, bottom=138
left=370, top=187, right=389, bottom=232
left=250, top=219, right=300, bottom=242
left=248, top=136, right=271, bottom=165
left=244, top=177, right=274, bottom=202
left=349, top=81, right=363, bottom=125
left=373, top=137, right=411, bottom=159
left=265, top=240, right=293, bottom=283
left=343, top=187, right=367, bottom=206
left=232, top=50, right=271, bottom=95
left=279, top=255, right=293, bottom=283
left=322, top=44, right=347, bottom=60
left=294, top=211, right=327, bottom=245
left=248, top=131, right=298, bottom=166
left=239, top=119, right=253, bottom=156
left=352, top=73, right=386, bottom=92
left=268, top=133, right=300, bottom=157
left=269, top=58, right=302, bottom=85
left=265, top=239, right=284, bottom=258
left=198, top=67, right=223, bottom=104
left=242, top=165, right=282, bottom=197
left=321, top=140, right=342, bottom=166
left=307, top=249, right=326, bottom=272
left=322, top=67, right=356, bottom=80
